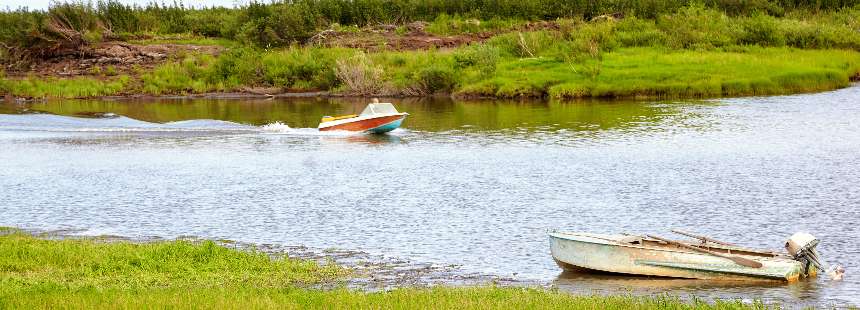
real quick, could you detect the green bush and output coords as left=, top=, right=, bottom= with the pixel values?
left=208, top=48, right=264, bottom=87
left=486, top=31, right=558, bottom=58
left=614, top=17, right=667, bottom=47
left=454, top=44, right=501, bottom=77
left=261, top=47, right=345, bottom=90
left=413, top=64, right=458, bottom=94
left=235, top=1, right=318, bottom=47
left=740, top=14, right=785, bottom=46
left=658, top=5, right=741, bottom=48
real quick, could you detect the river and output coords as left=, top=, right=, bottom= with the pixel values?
left=1, top=86, right=858, bottom=307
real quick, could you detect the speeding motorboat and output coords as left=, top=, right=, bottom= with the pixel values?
left=318, top=100, right=408, bottom=134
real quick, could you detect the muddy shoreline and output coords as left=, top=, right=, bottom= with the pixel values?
left=8, top=227, right=538, bottom=291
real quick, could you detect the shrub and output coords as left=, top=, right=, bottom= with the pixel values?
left=235, top=1, right=318, bottom=47
left=454, top=44, right=501, bottom=77
left=96, top=0, right=140, bottom=34
left=408, top=63, right=458, bottom=95
left=208, top=48, right=264, bottom=87
left=334, top=52, right=385, bottom=95
left=486, top=31, right=558, bottom=58
left=658, top=5, right=741, bottom=48
left=740, top=14, right=785, bottom=46
left=614, top=17, right=667, bottom=47
left=261, top=47, right=344, bottom=90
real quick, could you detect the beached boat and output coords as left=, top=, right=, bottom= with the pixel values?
left=549, top=231, right=823, bottom=282
left=318, top=101, right=408, bottom=133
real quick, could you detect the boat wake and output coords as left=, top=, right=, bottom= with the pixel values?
left=0, top=113, right=410, bottom=137
left=0, top=113, right=255, bottom=133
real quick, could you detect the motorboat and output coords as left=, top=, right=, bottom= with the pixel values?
left=318, top=100, right=408, bottom=133
left=549, top=230, right=825, bottom=282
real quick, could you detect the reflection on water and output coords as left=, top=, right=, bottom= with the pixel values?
left=2, top=87, right=859, bottom=307
left=554, top=271, right=840, bottom=307
left=15, top=97, right=693, bottom=132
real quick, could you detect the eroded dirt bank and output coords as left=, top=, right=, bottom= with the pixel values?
left=4, top=42, right=223, bottom=78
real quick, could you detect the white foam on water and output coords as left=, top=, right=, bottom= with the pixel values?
left=259, top=121, right=293, bottom=133
left=0, top=114, right=259, bottom=133
left=258, top=121, right=372, bottom=137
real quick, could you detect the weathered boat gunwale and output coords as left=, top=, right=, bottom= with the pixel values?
left=554, top=232, right=785, bottom=259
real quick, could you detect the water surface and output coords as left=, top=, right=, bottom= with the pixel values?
left=1, top=89, right=858, bottom=306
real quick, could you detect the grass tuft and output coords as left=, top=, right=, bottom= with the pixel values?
left=0, top=230, right=345, bottom=294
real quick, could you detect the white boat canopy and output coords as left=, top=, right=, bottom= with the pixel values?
left=360, top=103, right=399, bottom=116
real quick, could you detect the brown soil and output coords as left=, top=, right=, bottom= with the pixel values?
left=4, top=42, right=222, bottom=78
left=309, top=21, right=560, bottom=52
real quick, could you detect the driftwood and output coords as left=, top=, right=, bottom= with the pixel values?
left=307, top=29, right=337, bottom=45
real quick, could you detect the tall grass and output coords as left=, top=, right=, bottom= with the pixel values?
left=0, top=76, right=130, bottom=98
left=456, top=47, right=860, bottom=99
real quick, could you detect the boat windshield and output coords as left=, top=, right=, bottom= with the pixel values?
left=360, top=103, right=399, bottom=116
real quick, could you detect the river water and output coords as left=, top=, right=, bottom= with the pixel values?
left=1, top=87, right=859, bottom=306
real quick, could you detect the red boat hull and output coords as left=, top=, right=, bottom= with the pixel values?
left=319, top=115, right=405, bottom=132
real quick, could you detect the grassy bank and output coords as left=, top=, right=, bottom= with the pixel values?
left=2, top=2, right=860, bottom=100
left=0, top=230, right=765, bottom=309
left=3, top=46, right=859, bottom=100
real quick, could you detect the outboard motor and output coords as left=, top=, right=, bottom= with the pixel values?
left=785, top=232, right=825, bottom=278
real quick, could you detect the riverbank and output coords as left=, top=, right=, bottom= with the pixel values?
left=0, top=229, right=764, bottom=309
left=4, top=46, right=859, bottom=101
left=3, top=3, right=860, bottom=101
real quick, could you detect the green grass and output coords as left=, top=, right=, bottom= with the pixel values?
left=457, top=47, right=860, bottom=99
left=2, top=287, right=770, bottom=309
left=0, top=230, right=768, bottom=309
left=128, top=34, right=238, bottom=47
left=0, top=76, right=130, bottom=98
left=3, top=46, right=859, bottom=99
left=0, top=231, right=345, bottom=294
